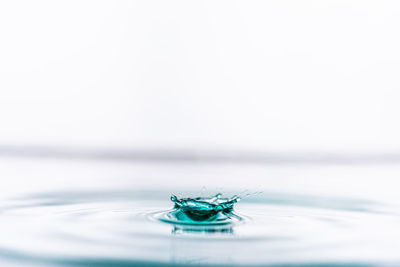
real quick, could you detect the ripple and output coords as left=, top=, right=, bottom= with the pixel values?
left=0, top=189, right=398, bottom=266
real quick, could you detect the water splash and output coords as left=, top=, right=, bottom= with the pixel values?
left=170, top=193, right=240, bottom=222
left=151, top=194, right=243, bottom=231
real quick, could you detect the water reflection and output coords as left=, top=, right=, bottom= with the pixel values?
left=172, top=225, right=234, bottom=235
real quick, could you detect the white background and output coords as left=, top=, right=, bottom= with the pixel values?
left=1, top=0, right=400, bottom=152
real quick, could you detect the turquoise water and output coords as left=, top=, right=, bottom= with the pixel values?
left=1, top=157, right=400, bottom=266
left=168, top=194, right=241, bottom=222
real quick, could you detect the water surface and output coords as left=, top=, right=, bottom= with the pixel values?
left=0, top=156, right=400, bottom=266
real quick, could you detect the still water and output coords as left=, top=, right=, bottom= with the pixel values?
left=1, top=155, right=400, bottom=266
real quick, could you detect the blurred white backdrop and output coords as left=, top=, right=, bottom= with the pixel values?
left=1, top=0, right=400, bottom=152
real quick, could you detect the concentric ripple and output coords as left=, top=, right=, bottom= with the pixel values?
left=0, top=189, right=399, bottom=266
